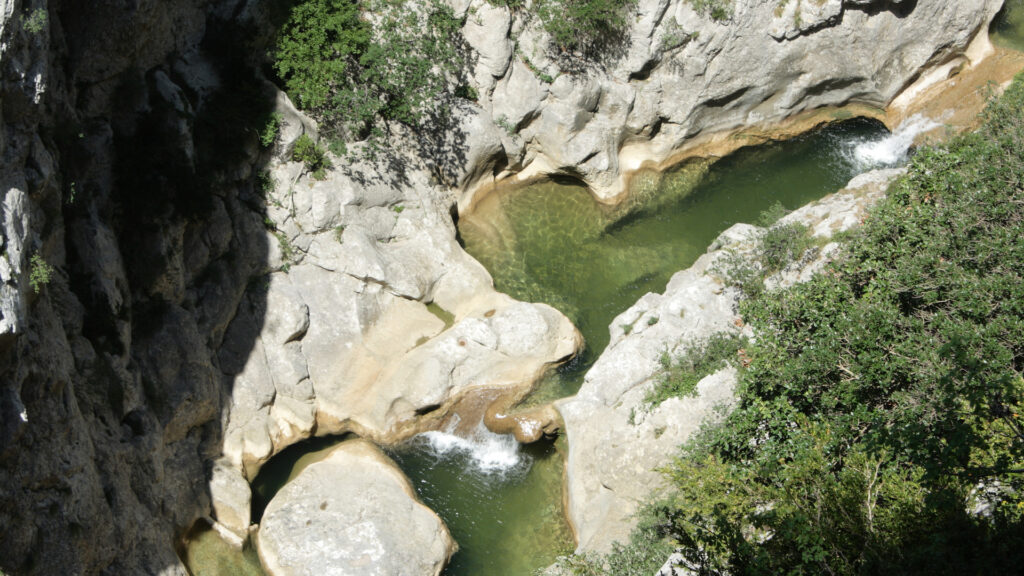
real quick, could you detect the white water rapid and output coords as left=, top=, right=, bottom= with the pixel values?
left=845, top=114, right=940, bottom=170
left=416, top=419, right=530, bottom=477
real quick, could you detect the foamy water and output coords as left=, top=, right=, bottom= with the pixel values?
left=416, top=421, right=528, bottom=476
left=844, top=114, right=939, bottom=171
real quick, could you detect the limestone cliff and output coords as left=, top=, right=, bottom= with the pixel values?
left=0, top=0, right=578, bottom=573
left=0, top=0, right=273, bottom=573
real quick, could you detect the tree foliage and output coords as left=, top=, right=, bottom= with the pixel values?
left=535, top=0, right=637, bottom=54
left=272, top=0, right=463, bottom=145
left=570, top=73, right=1024, bottom=576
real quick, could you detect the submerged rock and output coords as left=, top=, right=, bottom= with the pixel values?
left=557, top=168, right=906, bottom=553
left=258, top=439, right=455, bottom=576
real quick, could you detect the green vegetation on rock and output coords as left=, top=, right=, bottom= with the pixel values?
left=272, top=0, right=463, bottom=146
left=687, top=0, right=731, bottom=21
left=23, top=8, right=47, bottom=34
left=29, top=254, right=53, bottom=294
left=536, top=0, right=637, bottom=53
left=643, top=332, right=747, bottom=410
left=259, top=112, right=283, bottom=148
left=291, top=134, right=330, bottom=179
left=569, top=73, right=1024, bottom=576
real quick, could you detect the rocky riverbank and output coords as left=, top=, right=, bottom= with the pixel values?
left=557, top=167, right=906, bottom=554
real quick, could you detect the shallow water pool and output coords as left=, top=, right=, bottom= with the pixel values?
left=459, top=117, right=897, bottom=404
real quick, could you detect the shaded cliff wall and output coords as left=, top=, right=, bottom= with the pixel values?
left=0, top=0, right=273, bottom=573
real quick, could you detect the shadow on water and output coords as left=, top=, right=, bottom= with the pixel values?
left=248, top=434, right=354, bottom=523
left=992, top=0, right=1024, bottom=52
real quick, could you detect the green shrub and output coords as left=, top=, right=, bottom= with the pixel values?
left=536, top=0, right=636, bottom=54
left=757, top=222, right=813, bottom=274
left=291, top=134, right=330, bottom=179
left=274, top=231, right=296, bottom=271
left=495, top=114, right=517, bottom=135
left=756, top=200, right=790, bottom=226
left=586, top=72, right=1024, bottom=576
left=29, top=254, right=53, bottom=293
left=273, top=0, right=463, bottom=145
left=711, top=219, right=813, bottom=297
left=687, top=0, right=731, bottom=20
left=454, top=83, right=479, bottom=101
left=259, top=112, right=284, bottom=148
left=643, top=332, right=746, bottom=409
left=23, top=8, right=46, bottom=34
left=256, top=170, right=275, bottom=197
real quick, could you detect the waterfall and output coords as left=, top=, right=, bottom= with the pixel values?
left=415, top=419, right=529, bottom=477
left=845, top=114, right=940, bottom=171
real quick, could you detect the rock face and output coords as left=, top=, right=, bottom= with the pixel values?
left=557, top=168, right=906, bottom=553
left=258, top=439, right=455, bottom=576
left=455, top=0, right=1001, bottom=203
left=1, top=1, right=259, bottom=573
left=219, top=147, right=581, bottom=481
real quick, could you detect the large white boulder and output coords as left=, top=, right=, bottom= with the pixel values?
left=258, top=439, right=455, bottom=576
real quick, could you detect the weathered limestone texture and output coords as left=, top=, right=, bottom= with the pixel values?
left=258, top=439, right=455, bottom=576
left=1, top=0, right=256, bottom=573
left=456, top=0, right=1002, bottom=204
left=557, top=168, right=906, bottom=553
left=218, top=143, right=581, bottom=481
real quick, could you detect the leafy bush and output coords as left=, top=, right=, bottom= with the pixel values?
left=756, top=200, right=789, bottom=226
left=536, top=0, right=636, bottom=54
left=580, top=73, right=1024, bottom=576
left=757, top=222, right=813, bottom=274
left=273, top=0, right=463, bottom=145
left=259, top=112, right=284, bottom=148
left=23, top=8, right=46, bottom=34
left=711, top=214, right=814, bottom=297
left=291, top=134, right=330, bottom=179
left=29, top=254, right=53, bottom=293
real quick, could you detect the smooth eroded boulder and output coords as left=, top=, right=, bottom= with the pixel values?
left=258, top=439, right=455, bottom=576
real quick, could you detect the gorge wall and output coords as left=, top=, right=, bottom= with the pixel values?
left=0, top=0, right=1007, bottom=574
left=0, top=0, right=276, bottom=573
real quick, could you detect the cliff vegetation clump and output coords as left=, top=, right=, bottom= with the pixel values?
left=562, top=73, right=1024, bottom=576
left=272, top=0, right=464, bottom=149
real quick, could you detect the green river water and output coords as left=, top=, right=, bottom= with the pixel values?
left=994, top=0, right=1024, bottom=52
left=459, top=118, right=891, bottom=406
left=183, top=117, right=901, bottom=576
